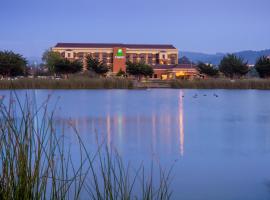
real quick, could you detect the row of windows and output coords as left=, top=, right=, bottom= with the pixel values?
left=64, top=52, right=177, bottom=65
left=68, top=52, right=177, bottom=58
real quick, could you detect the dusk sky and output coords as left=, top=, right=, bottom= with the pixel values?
left=0, top=0, right=269, bottom=58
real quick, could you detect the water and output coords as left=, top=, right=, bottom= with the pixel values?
left=2, top=89, right=270, bottom=200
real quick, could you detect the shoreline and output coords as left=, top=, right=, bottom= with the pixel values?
left=1, top=78, right=270, bottom=90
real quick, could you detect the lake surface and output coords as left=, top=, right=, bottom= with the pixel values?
left=2, top=89, right=270, bottom=200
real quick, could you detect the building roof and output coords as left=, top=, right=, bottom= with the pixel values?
left=54, top=43, right=177, bottom=49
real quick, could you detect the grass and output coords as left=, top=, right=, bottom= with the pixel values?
left=2, top=77, right=270, bottom=90
left=0, top=92, right=172, bottom=200
left=0, top=78, right=133, bottom=89
left=170, top=78, right=270, bottom=89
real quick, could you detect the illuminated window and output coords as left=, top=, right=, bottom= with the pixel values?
left=161, top=74, right=168, bottom=80
left=176, top=71, right=185, bottom=77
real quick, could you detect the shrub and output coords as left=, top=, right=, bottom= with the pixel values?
left=255, top=56, right=270, bottom=78
left=219, top=54, right=249, bottom=78
left=0, top=51, right=27, bottom=77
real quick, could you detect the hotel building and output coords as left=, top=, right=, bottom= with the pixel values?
left=52, top=43, right=197, bottom=79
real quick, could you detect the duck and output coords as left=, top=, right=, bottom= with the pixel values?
left=193, top=94, right=198, bottom=98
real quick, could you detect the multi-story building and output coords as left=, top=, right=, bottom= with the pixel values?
left=52, top=43, right=197, bottom=79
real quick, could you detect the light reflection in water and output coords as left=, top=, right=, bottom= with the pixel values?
left=117, top=113, right=123, bottom=138
left=151, top=112, right=157, bottom=153
left=179, top=90, right=184, bottom=157
left=106, top=114, right=111, bottom=148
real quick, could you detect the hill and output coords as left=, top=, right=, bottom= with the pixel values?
left=180, top=49, right=270, bottom=65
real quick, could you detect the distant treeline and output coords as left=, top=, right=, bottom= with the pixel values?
left=0, top=50, right=154, bottom=79
left=196, top=54, right=270, bottom=78
left=1, top=50, right=270, bottom=80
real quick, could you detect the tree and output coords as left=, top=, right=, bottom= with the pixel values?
left=126, top=61, right=153, bottom=78
left=197, top=62, right=219, bottom=77
left=86, top=56, right=109, bottom=76
left=255, top=56, right=270, bottom=78
left=116, top=68, right=126, bottom=77
left=140, top=62, right=154, bottom=77
left=0, top=51, right=27, bottom=77
left=219, top=54, right=249, bottom=78
left=126, top=61, right=140, bottom=77
left=42, top=50, right=63, bottom=73
left=54, top=59, right=83, bottom=75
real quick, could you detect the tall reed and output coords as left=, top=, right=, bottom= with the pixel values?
left=0, top=78, right=133, bottom=89
left=170, top=78, right=270, bottom=89
left=0, top=92, right=172, bottom=200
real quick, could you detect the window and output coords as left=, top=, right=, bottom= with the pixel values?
left=94, top=53, right=99, bottom=60
left=171, top=58, right=176, bottom=64
left=169, top=54, right=177, bottom=64
left=108, top=53, right=113, bottom=63
left=133, top=54, right=138, bottom=63
left=148, top=54, right=153, bottom=64
left=67, top=53, right=71, bottom=58
left=77, top=52, right=84, bottom=58
left=139, top=54, right=146, bottom=62
left=102, top=53, right=107, bottom=63
left=156, top=54, right=159, bottom=64
left=102, top=53, right=107, bottom=57
left=126, top=53, right=131, bottom=61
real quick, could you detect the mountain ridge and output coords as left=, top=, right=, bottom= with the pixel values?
left=180, top=49, right=270, bottom=65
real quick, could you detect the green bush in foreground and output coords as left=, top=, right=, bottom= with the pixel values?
left=0, top=93, right=172, bottom=200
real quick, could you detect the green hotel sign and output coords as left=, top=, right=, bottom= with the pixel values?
left=116, top=48, right=123, bottom=57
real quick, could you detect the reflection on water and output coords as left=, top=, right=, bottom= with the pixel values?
left=106, top=113, right=111, bottom=147
left=2, top=89, right=270, bottom=200
left=179, top=90, right=184, bottom=157
left=54, top=98, right=186, bottom=158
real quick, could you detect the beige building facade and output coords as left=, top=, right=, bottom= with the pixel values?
left=52, top=43, right=197, bottom=79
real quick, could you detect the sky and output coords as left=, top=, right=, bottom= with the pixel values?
left=0, top=0, right=269, bottom=58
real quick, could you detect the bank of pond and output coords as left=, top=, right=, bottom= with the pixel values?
left=1, top=78, right=270, bottom=90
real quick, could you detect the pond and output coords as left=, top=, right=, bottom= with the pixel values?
left=2, top=89, right=270, bottom=200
